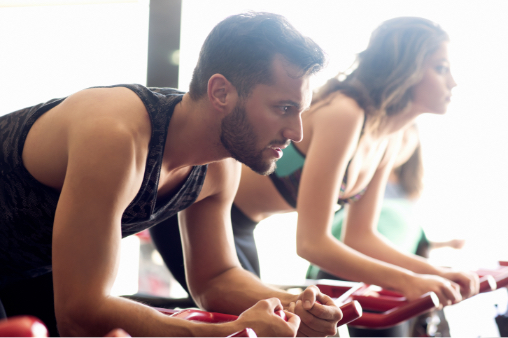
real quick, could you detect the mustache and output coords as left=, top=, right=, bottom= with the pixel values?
left=269, top=139, right=291, bottom=148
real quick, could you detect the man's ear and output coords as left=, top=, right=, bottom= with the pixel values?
left=207, top=74, right=238, bottom=115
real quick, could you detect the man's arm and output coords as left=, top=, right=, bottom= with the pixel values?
left=181, top=159, right=341, bottom=337
left=50, top=89, right=284, bottom=337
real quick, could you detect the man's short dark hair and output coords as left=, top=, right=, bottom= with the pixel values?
left=189, top=12, right=326, bottom=100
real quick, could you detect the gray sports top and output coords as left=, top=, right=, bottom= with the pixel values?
left=0, top=84, right=208, bottom=287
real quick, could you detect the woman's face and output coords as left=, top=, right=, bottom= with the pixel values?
left=411, top=42, right=457, bottom=115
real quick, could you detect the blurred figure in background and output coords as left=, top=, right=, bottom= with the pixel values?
left=308, top=124, right=465, bottom=336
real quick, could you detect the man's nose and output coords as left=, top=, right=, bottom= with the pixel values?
left=282, top=115, right=303, bottom=143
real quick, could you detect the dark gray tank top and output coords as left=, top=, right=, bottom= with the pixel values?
left=0, top=84, right=208, bottom=287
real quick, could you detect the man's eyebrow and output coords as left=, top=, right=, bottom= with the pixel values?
left=277, top=100, right=302, bottom=110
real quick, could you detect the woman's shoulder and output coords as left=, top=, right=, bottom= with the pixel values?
left=311, top=92, right=366, bottom=134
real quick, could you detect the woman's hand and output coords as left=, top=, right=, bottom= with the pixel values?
left=236, top=298, right=300, bottom=337
left=437, top=268, right=480, bottom=299
left=402, top=273, right=463, bottom=308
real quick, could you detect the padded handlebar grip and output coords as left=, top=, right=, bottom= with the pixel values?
left=350, top=292, right=439, bottom=329
left=0, top=316, right=48, bottom=337
left=169, top=309, right=239, bottom=323
left=156, top=300, right=360, bottom=329
left=336, top=301, right=362, bottom=327
left=495, top=272, right=508, bottom=289
left=479, top=275, right=497, bottom=293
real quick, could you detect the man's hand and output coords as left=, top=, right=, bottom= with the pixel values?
left=290, top=285, right=342, bottom=337
left=236, top=298, right=300, bottom=337
left=438, top=269, right=480, bottom=299
left=402, top=274, right=463, bottom=308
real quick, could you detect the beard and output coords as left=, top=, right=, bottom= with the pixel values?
left=220, top=102, right=278, bottom=175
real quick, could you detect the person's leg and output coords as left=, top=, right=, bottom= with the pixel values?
left=230, top=204, right=260, bottom=277
left=0, top=272, right=59, bottom=336
left=149, top=214, right=190, bottom=294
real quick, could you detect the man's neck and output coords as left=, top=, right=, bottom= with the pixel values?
left=161, top=93, right=230, bottom=172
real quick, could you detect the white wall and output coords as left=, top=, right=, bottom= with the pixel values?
left=0, top=0, right=149, bottom=114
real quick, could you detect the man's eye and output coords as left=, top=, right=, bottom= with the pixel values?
left=279, top=106, right=290, bottom=114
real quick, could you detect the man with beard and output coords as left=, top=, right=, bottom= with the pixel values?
left=0, top=12, right=341, bottom=337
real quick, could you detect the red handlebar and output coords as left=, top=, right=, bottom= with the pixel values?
left=479, top=275, right=497, bottom=293
left=0, top=316, right=48, bottom=337
left=155, top=300, right=361, bottom=328
left=337, top=300, right=362, bottom=326
left=169, top=309, right=239, bottom=323
left=351, top=292, right=439, bottom=329
left=477, top=264, right=508, bottom=290
left=317, top=282, right=439, bottom=329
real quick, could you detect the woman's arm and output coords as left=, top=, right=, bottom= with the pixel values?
left=343, top=139, right=479, bottom=300
left=295, top=99, right=414, bottom=291
left=294, top=98, right=469, bottom=306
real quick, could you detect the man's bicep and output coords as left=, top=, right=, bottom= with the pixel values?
left=52, top=126, right=145, bottom=312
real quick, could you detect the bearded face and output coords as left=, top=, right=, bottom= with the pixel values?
left=220, top=101, right=281, bottom=175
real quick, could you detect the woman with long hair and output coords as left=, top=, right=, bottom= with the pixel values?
left=151, top=16, right=479, bottom=314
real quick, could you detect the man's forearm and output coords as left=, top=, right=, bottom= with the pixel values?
left=57, top=295, right=239, bottom=337
left=191, top=266, right=298, bottom=315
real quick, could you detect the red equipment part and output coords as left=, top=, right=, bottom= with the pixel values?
left=351, top=292, right=438, bottom=329
left=169, top=308, right=239, bottom=323
left=316, top=281, right=439, bottom=329
left=0, top=316, right=49, bottom=337
left=479, top=275, right=497, bottom=293
left=477, top=262, right=508, bottom=290
left=154, top=299, right=361, bottom=333
left=337, top=300, right=363, bottom=326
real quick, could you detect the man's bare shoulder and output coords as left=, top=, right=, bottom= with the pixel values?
left=58, top=87, right=151, bottom=140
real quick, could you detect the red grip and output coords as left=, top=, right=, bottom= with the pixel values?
left=350, top=292, right=439, bottom=329
left=0, top=316, right=48, bottom=337
left=162, top=307, right=287, bottom=324
left=476, top=266, right=508, bottom=289
left=169, top=309, right=238, bottom=323
left=337, top=301, right=362, bottom=327
left=351, top=294, right=406, bottom=312
left=496, top=272, right=508, bottom=288
left=479, top=275, right=497, bottom=293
